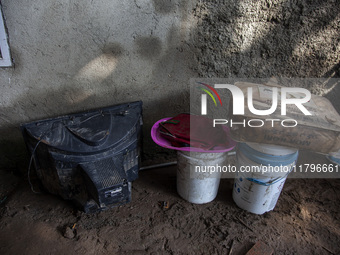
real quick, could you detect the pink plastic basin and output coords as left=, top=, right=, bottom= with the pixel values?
left=151, top=117, right=237, bottom=153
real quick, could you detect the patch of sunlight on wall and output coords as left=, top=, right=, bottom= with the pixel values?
left=233, top=0, right=279, bottom=53
left=235, top=22, right=257, bottom=52
left=320, top=80, right=339, bottom=96
left=75, top=53, right=118, bottom=83
left=67, top=88, right=94, bottom=104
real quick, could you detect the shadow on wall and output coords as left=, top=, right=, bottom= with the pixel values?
left=1, top=0, right=340, bottom=170
left=193, top=0, right=340, bottom=107
left=323, top=61, right=340, bottom=109
left=194, top=0, right=339, bottom=77
left=0, top=2, right=194, bottom=168
left=0, top=85, right=188, bottom=171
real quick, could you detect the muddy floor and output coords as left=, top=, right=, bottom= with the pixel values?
left=1, top=152, right=340, bottom=255
left=1, top=0, right=339, bottom=254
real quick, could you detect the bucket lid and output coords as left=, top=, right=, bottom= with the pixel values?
left=246, top=142, right=298, bottom=156
left=239, top=143, right=299, bottom=167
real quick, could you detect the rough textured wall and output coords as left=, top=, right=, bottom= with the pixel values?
left=192, top=0, right=339, bottom=107
left=0, top=0, right=339, bottom=168
left=194, top=0, right=339, bottom=78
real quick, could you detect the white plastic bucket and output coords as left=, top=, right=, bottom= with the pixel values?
left=233, top=142, right=298, bottom=214
left=177, top=151, right=228, bottom=204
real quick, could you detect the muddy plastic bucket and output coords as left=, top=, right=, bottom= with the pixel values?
left=233, top=142, right=298, bottom=214
left=177, top=151, right=228, bottom=204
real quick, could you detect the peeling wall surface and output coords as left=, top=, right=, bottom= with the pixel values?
left=0, top=0, right=339, bottom=159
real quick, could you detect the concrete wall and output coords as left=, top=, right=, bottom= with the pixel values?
left=0, top=0, right=339, bottom=167
left=0, top=0, right=198, bottom=164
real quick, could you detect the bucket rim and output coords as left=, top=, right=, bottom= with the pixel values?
left=238, top=143, right=299, bottom=166
left=246, top=142, right=298, bottom=155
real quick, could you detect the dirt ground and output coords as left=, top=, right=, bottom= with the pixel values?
left=0, top=0, right=339, bottom=254
left=0, top=152, right=340, bottom=255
